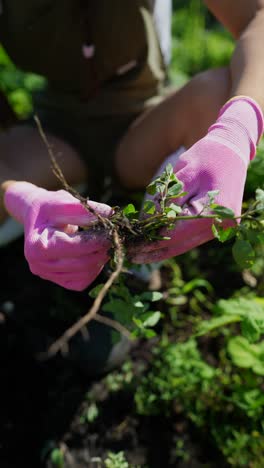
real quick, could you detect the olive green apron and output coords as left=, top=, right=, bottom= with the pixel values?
left=0, top=0, right=166, bottom=111
left=0, top=1, right=168, bottom=194
left=0, top=1, right=168, bottom=366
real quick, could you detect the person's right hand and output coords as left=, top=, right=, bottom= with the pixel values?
left=128, top=96, right=264, bottom=263
left=3, top=182, right=113, bottom=291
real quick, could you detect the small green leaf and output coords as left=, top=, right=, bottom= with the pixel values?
left=167, top=183, right=184, bottom=198
left=212, top=225, right=236, bottom=242
left=227, top=336, right=264, bottom=375
left=143, top=200, right=156, bottom=215
left=182, top=278, right=213, bottom=294
left=89, top=284, right=104, bottom=299
left=207, top=190, right=220, bottom=203
left=245, top=229, right=260, bottom=245
left=196, top=314, right=241, bottom=336
left=146, top=182, right=157, bottom=195
left=133, top=300, right=145, bottom=308
left=143, top=329, right=157, bottom=338
left=166, top=210, right=177, bottom=219
left=86, top=403, right=99, bottom=423
left=141, top=311, right=161, bottom=327
left=256, top=188, right=264, bottom=210
left=168, top=203, right=182, bottom=214
left=212, top=224, right=219, bottom=239
left=102, top=299, right=137, bottom=324
left=165, top=163, right=173, bottom=175
left=140, top=291, right=163, bottom=302
left=241, top=316, right=261, bottom=343
left=212, top=205, right=235, bottom=219
left=122, top=203, right=137, bottom=216
left=50, top=449, right=64, bottom=468
left=232, top=239, right=255, bottom=269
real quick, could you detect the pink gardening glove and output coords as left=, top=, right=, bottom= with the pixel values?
left=4, top=182, right=113, bottom=290
left=129, top=96, right=264, bottom=263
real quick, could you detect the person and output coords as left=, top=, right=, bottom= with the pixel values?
left=1, top=1, right=264, bottom=373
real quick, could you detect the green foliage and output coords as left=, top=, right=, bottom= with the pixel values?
left=104, top=360, right=134, bottom=393
left=213, top=428, right=264, bottom=468
left=246, top=139, right=264, bottom=195
left=89, top=281, right=163, bottom=339
left=50, top=448, right=64, bottom=468
left=0, top=45, right=46, bottom=118
left=174, top=439, right=190, bottom=463
left=228, top=337, right=264, bottom=375
left=135, top=339, right=217, bottom=419
left=196, top=296, right=264, bottom=343
left=134, top=281, right=264, bottom=466
left=80, top=402, right=99, bottom=424
left=104, top=451, right=129, bottom=468
left=112, top=163, right=264, bottom=275
left=170, top=1, right=234, bottom=83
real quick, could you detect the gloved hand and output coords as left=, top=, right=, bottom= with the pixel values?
left=129, top=96, right=264, bottom=263
left=4, top=182, right=113, bottom=290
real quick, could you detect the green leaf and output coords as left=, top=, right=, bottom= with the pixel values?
left=212, top=205, right=235, bottom=219
left=212, top=224, right=219, bottom=239
left=168, top=202, right=182, bottom=214
left=89, top=284, right=104, bottom=299
left=166, top=210, right=177, bottom=219
left=196, top=314, right=242, bottom=337
left=207, top=190, right=220, bottom=203
left=167, top=182, right=184, bottom=198
left=122, top=203, right=137, bottom=216
left=241, top=316, right=261, bottom=343
left=143, top=200, right=156, bottom=215
left=227, top=336, right=264, bottom=375
left=143, top=329, right=157, bottom=338
left=50, top=449, right=64, bottom=468
left=245, top=229, right=261, bottom=245
left=214, top=297, right=264, bottom=319
left=133, top=300, right=145, bottom=308
left=212, top=225, right=236, bottom=242
left=165, top=163, right=173, bottom=175
left=141, top=311, right=161, bottom=328
left=102, top=299, right=140, bottom=324
left=256, top=188, right=264, bottom=210
left=140, top=291, right=163, bottom=302
left=156, top=182, right=166, bottom=193
left=182, top=278, right=213, bottom=294
left=232, top=239, right=255, bottom=269
left=86, top=403, right=99, bottom=423
left=146, top=182, right=157, bottom=196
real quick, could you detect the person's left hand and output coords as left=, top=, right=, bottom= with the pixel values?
left=3, top=181, right=113, bottom=290
left=128, top=96, right=264, bottom=264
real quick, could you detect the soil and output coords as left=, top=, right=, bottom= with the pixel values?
left=0, top=234, right=243, bottom=468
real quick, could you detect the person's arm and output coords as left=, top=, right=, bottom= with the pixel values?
left=128, top=1, right=264, bottom=264
left=204, top=0, right=264, bottom=109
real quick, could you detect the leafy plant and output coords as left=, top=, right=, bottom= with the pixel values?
left=135, top=339, right=218, bottom=419
left=104, top=451, right=129, bottom=468
left=112, top=163, right=264, bottom=273
left=196, top=296, right=264, bottom=343
left=89, top=281, right=163, bottom=339
left=0, top=45, right=45, bottom=118
left=50, top=448, right=64, bottom=468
